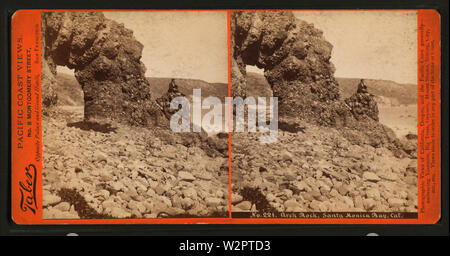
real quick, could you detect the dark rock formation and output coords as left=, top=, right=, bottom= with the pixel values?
left=345, top=79, right=379, bottom=121
left=156, top=79, right=186, bottom=121
left=41, top=12, right=161, bottom=126
left=231, top=11, right=341, bottom=126
left=231, top=11, right=408, bottom=152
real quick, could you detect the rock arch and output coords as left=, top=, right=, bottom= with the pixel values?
left=231, top=11, right=409, bottom=152
left=41, top=12, right=163, bottom=126
left=231, top=11, right=346, bottom=126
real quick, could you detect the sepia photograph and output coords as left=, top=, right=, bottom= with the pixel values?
left=39, top=10, right=420, bottom=220
left=230, top=10, right=419, bottom=217
left=41, top=11, right=230, bottom=219
left=5, top=0, right=445, bottom=238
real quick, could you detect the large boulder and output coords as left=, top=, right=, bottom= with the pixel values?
left=231, top=11, right=341, bottom=126
left=41, top=12, right=161, bottom=126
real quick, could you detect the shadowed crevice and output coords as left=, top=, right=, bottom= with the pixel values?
left=67, top=121, right=117, bottom=133
left=57, top=188, right=112, bottom=219
left=239, top=187, right=278, bottom=213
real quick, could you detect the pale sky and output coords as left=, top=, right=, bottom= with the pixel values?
left=248, top=11, right=417, bottom=84
left=57, top=11, right=417, bottom=85
left=294, top=11, right=417, bottom=84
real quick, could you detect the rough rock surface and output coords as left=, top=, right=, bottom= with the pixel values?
left=345, top=80, right=379, bottom=122
left=231, top=126, right=418, bottom=213
left=41, top=12, right=161, bottom=126
left=155, top=79, right=186, bottom=123
left=231, top=11, right=341, bottom=126
left=42, top=106, right=229, bottom=218
left=230, top=11, right=417, bottom=214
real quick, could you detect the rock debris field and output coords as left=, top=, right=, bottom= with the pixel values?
left=42, top=107, right=229, bottom=219
left=231, top=125, right=418, bottom=213
left=41, top=10, right=418, bottom=219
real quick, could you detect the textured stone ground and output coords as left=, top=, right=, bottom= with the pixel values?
left=42, top=105, right=417, bottom=218
left=231, top=123, right=418, bottom=213
left=42, top=106, right=229, bottom=219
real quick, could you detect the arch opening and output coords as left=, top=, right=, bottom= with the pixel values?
left=41, top=12, right=163, bottom=127
left=230, top=10, right=412, bottom=152
left=244, top=65, right=273, bottom=98
left=231, top=11, right=342, bottom=126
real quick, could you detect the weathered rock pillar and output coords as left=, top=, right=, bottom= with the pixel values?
left=41, top=12, right=161, bottom=126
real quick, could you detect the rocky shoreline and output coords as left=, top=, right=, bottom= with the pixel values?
left=42, top=107, right=229, bottom=219
left=231, top=125, right=418, bottom=213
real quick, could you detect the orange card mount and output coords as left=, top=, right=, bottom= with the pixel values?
left=11, top=9, right=441, bottom=224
